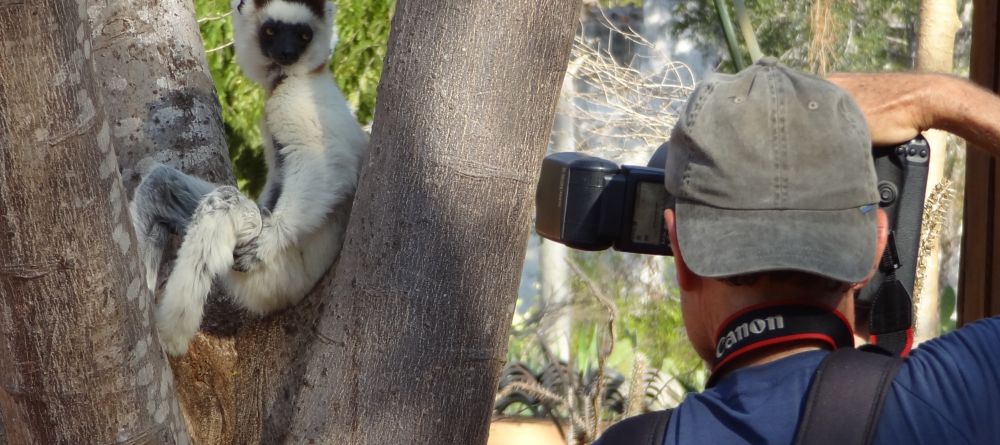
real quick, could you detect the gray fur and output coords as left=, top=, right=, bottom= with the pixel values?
left=258, top=137, right=287, bottom=213
left=130, top=164, right=217, bottom=290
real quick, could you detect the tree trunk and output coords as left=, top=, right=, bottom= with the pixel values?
left=81, top=1, right=253, bottom=442
left=86, top=0, right=233, bottom=194
left=282, top=0, right=582, bottom=443
left=0, top=1, right=188, bottom=442
left=914, top=0, right=961, bottom=342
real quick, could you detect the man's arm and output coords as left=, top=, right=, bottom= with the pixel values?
left=828, top=72, right=1000, bottom=152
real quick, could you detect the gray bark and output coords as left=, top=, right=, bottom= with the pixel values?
left=0, top=1, right=188, bottom=443
left=81, top=1, right=251, bottom=442
left=282, top=0, right=582, bottom=443
left=87, top=0, right=233, bottom=193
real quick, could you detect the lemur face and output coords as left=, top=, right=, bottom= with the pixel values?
left=258, top=18, right=313, bottom=66
left=231, top=0, right=334, bottom=83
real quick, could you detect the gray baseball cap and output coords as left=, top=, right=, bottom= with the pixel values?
left=665, top=58, right=879, bottom=283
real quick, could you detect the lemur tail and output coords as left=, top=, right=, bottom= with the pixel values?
left=156, top=186, right=261, bottom=356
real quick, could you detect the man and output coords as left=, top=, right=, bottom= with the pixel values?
left=597, top=59, right=1000, bottom=444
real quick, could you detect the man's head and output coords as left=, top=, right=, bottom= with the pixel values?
left=663, top=59, right=889, bottom=364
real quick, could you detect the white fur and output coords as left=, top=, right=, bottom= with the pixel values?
left=155, top=187, right=262, bottom=354
left=262, top=1, right=314, bottom=25
left=134, top=0, right=367, bottom=356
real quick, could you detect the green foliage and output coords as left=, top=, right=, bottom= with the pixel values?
left=333, top=0, right=394, bottom=124
left=569, top=251, right=704, bottom=388
left=506, top=249, right=705, bottom=392
left=671, top=0, right=919, bottom=73
left=198, top=0, right=268, bottom=196
left=194, top=0, right=393, bottom=195
left=940, top=285, right=957, bottom=334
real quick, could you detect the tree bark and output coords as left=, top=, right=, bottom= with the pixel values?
left=86, top=0, right=233, bottom=194
left=0, top=1, right=188, bottom=443
left=914, top=0, right=961, bottom=342
left=81, top=1, right=250, bottom=442
left=282, top=0, right=582, bottom=443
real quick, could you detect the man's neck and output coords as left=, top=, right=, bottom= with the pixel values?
left=701, top=286, right=857, bottom=382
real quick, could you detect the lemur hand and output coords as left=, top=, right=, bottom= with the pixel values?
left=232, top=207, right=269, bottom=272
left=233, top=237, right=262, bottom=272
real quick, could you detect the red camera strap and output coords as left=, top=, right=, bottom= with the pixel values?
left=708, top=301, right=855, bottom=387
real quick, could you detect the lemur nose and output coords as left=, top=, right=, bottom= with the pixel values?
left=279, top=50, right=298, bottom=63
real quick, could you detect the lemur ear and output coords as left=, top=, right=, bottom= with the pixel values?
left=231, top=0, right=247, bottom=13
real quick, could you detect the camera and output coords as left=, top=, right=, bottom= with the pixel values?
left=535, top=152, right=671, bottom=255
left=535, top=137, right=930, bottom=301
left=535, top=137, right=930, bottom=355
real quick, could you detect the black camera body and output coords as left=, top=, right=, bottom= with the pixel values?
left=535, top=137, right=930, bottom=300
left=535, top=153, right=671, bottom=255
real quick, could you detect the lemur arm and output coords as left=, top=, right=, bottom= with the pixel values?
left=246, top=128, right=363, bottom=264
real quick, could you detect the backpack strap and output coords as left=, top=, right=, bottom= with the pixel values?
left=592, top=409, right=673, bottom=445
left=793, top=347, right=903, bottom=445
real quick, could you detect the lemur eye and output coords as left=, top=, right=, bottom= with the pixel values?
left=263, top=27, right=275, bottom=37
left=301, top=31, right=312, bottom=42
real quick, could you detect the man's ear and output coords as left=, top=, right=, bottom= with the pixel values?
left=851, top=208, right=891, bottom=291
left=665, top=209, right=698, bottom=291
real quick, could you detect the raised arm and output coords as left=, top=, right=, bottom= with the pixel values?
left=828, top=72, right=1000, bottom=153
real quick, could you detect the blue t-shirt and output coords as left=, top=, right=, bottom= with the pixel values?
left=664, top=317, right=1000, bottom=444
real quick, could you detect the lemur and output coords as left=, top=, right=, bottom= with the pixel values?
left=130, top=0, right=368, bottom=356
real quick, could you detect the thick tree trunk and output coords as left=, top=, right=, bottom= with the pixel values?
left=914, top=0, right=960, bottom=342
left=82, top=1, right=251, bottom=442
left=0, top=1, right=188, bottom=443
left=87, top=0, right=233, bottom=194
left=282, top=0, right=582, bottom=443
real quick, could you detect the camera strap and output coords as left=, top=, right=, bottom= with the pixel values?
left=867, top=232, right=915, bottom=357
left=708, top=301, right=854, bottom=387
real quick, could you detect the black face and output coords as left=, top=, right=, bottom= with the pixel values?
left=259, top=19, right=314, bottom=66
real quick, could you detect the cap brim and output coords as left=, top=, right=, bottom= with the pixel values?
left=674, top=200, right=878, bottom=283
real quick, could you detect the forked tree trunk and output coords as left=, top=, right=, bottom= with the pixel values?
left=0, top=1, right=187, bottom=442
left=914, top=0, right=961, bottom=342
left=282, top=0, right=582, bottom=443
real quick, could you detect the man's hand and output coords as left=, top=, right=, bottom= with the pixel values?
left=828, top=72, right=1000, bottom=152
left=827, top=73, right=932, bottom=146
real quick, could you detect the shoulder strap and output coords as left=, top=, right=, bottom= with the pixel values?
left=794, top=347, right=903, bottom=445
left=592, top=409, right=673, bottom=445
